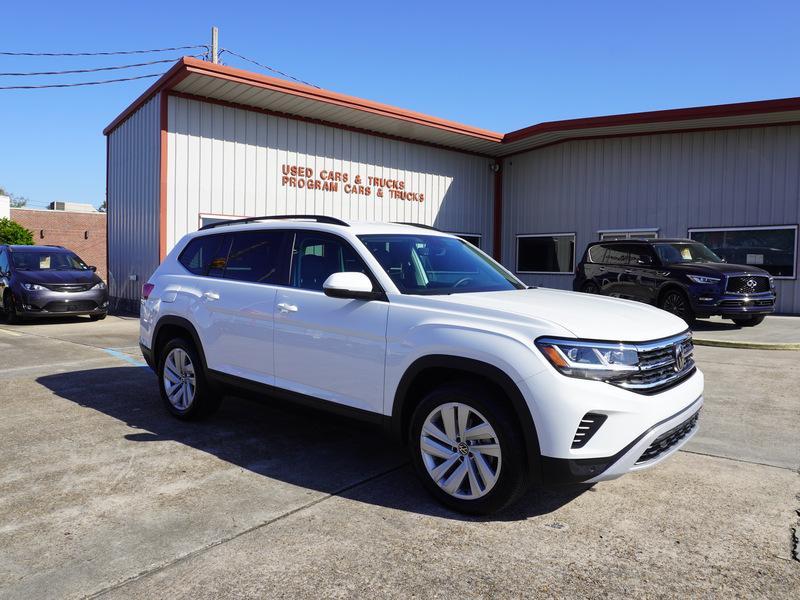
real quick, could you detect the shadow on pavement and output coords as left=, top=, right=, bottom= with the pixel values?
left=36, top=366, right=587, bottom=522
left=691, top=319, right=741, bottom=333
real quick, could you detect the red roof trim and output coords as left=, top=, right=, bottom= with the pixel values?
left=104, top=57, right=800, bottom=154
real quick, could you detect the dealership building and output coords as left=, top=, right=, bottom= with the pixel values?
left=105, top=57, right=799, bottom=313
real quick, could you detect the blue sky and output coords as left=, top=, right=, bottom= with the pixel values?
left=2, top=1, right=799, bottom=208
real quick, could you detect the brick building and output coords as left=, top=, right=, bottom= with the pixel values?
left=10, top=208, right=107, bottom=281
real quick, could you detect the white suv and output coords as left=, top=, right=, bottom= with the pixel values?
left=139, top=216, right=703, bottom=514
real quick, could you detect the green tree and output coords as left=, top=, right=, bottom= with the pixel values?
left=0, top=218, right=34, bottom=245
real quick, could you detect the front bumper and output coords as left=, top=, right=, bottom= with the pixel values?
left=690, top=290, right=776, bottom=317
left=17, top=287, right=109, bottom=317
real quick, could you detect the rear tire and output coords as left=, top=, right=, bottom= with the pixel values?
left=409, top=381, right=529, bottom=515
left=157, top=337, right=221, bottom=420
left=659, top=289, right=695, bottom=326
left=732, top=315, right=766, bottom=327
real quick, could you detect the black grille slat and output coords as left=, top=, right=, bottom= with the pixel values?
left=726, top=276, right=770, bottom=294
left=636, top=411, right=700, bottom=464
left=571, top=413, right=607, bottom=449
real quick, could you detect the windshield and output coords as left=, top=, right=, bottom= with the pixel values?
left=359, top=234, right=525, bottom=295
left=654, top=242, right=723, bottom=265
left=11, top=251, right=89, bottom=271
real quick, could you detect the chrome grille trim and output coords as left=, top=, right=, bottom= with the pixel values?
left=612, top=331, right=695, bottom=393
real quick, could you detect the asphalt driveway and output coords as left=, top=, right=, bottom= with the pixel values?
left=0, top=316, right=797, bottom=598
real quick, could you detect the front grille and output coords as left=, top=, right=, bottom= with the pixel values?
left=636, top=410, right=700, bottom=464
left=43, top=300, right=97, bottom=312
left=613, top=332, right=695, bottom=394
left=42, top=283, right=94, bottom=292
left=571, top=413, right=607, bottom=449
left=726, top=276, right=770, bottom=294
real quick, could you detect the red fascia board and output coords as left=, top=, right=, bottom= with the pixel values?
left=503, top=96, right=800, bottom=144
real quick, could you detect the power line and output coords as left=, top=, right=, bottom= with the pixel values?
left=0, top=56, right=200, bottom=77
left=220, top=48, right=320, bottom=89
left=0, top=45, right=207, bottom=57
left=0, top=72, right=163, bottom=90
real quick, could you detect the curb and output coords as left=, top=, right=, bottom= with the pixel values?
left=693, top=338, right=800, bottom=351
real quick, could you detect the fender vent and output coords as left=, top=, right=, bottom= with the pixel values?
left=571, top=413, right=608, bottom=449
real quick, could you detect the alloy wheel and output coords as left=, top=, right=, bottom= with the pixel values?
left=662, top=292, right=689, bottom=319
left=163, top=348, right=197, bottom=410
left=419, top=402, right=502, bottom=500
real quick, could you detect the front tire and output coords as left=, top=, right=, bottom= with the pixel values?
left=732, top=315, right=766, bottom=327
left=409, top=382, right=529, bottom=515
left=659, top=289, right=695, bottom=325
left=3, top=292, right=22, bottom=324
left=90, top=313, right=107, bottom=321
left=157, top=337, right=220, bottom=420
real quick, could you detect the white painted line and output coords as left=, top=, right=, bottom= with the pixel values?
left=0, top=328, right=22, bottom=337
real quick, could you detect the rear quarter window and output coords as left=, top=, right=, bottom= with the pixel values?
left=178, top=235, right=230, bottom=276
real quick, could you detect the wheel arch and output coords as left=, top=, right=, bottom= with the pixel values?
left=151, top=315, right=209, bottom=372
left=390, top=355, right=543, bottom=483
left=657, top=281, right=690, bottom=304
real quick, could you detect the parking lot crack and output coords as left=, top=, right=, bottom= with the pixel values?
left=85, top=462, right=408, bottom=599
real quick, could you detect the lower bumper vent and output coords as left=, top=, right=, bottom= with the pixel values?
left=635, top=410, right=700, bottom=464
left=571, top=413, right=608, bottom=449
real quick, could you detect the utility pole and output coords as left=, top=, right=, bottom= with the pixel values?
left=211, top=26, right=219, bottom=64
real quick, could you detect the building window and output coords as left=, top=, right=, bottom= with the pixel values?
left=599, top=229, right=658, bottom=241
left=516, top=234, right=576, bottom=274
left=450, top=233, right=482, bottom=248
left=688, top=226, right=798, bottom=279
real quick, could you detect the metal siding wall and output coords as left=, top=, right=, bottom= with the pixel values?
left=166, top=96, right=493, bottom=250
left=107, top=93, right=161, bottom=306
left=502, top=126, right=800, bottom=313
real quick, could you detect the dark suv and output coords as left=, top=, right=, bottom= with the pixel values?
left=573, top=238, right=776, bottom=326
left=0, top=245, right=108, bottom=323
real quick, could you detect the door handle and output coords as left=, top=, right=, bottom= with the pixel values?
left=203, top=291, right=220, bottom=301
left=277, top=302, right=298, bottom=313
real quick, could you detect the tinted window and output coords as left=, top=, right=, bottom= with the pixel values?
left=0, top=250, right=9, bottom=273
left=587, top=245, right=606, bottom=263
left=516, top=235, right=575, bottom=273
left=689, top=227, right=797, bottom=277
left=626, top=244, right=656, bottom=266
left=224, top=230, right=288, bottom=284
left=179, top=235, right=230, bottom=276
left=654, top=242, right=722, bottom=266
left=292, top=232, right=370, bottom=291
left=602, top=244, right=629, bottom=265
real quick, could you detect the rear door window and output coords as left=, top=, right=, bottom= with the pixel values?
left=602, top=244, right=629, bottom=265
left=223, top=230, right=289, bottom=285
left=178, top=234, right=231, bottom=277
left=626, top=244, right=657, bottom=266
left=0, top=250, right=9, bottom=273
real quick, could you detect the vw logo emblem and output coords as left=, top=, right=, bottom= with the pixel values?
left=746, top=278, right=757, bottom=289
left=674, top=344, right=687, bottom=372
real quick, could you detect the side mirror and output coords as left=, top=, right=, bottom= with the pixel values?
left=88, top=265, right=97, bottom=272
left=323, top=272, right=378, bottom=300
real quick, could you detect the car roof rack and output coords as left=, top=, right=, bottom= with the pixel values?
left=199, top=215, right=350, bottom=231
left=391, top=222, right=441, bottom=231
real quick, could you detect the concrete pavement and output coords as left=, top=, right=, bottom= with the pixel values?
left=0, top=316, right=797, bottom=598
left=693, top=315, right=800, bottom=350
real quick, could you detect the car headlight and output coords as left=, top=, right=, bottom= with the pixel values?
left=93, top=281, right=107, bottom=290
left=536, top=337, right=639, bottom=381
left=769, top=276, right=775, bottom=288
left=21, top=283, right=46, bottom=291
left=686, top=275, right=720, bottom=285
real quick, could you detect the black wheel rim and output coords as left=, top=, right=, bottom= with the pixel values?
left=663, top=293, right=688, bottom=318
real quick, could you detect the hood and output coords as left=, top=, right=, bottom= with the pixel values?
left=666, top=262, right=769, bottom=276
left=16, top=269, right=101, bottom=285
left=427, top=288, right=688, bottom=342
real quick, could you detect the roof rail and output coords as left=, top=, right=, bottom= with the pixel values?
left=391, top=222, right=441, bottom=231
left=199, top=215, right=350, bottom=231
